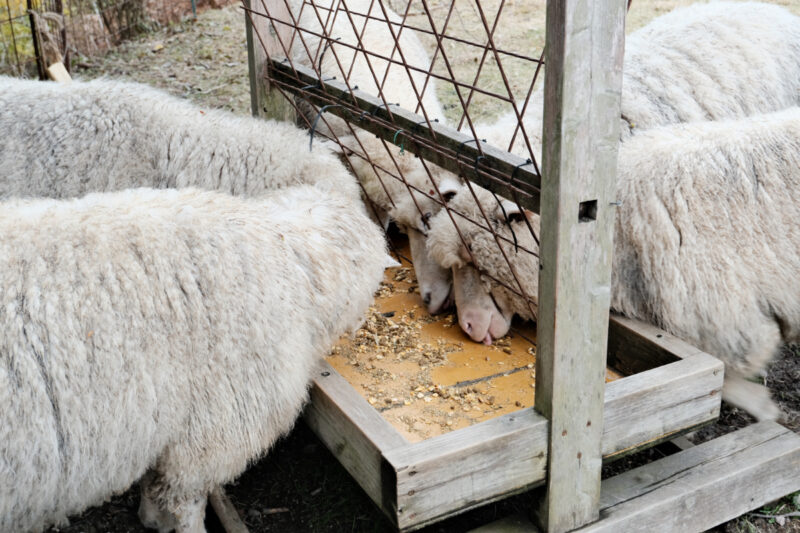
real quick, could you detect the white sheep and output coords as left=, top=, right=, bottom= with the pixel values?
left=428, top=107, right=800, bottom=421
left=0, top=76, right=361, bottom=203
left=0, top=186, right=388, bottom=533
left=436, top=0, right=800, bottom=341
left=468, top=1, right=800, bottom=163
left=289, top=0, right=455, bottom=313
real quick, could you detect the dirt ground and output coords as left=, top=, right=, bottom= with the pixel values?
left=47, top=1, right=800, bottom=532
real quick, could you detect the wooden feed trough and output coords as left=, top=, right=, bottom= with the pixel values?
left=303, top=239, right=725, bottom=531
left=244, top=0, right=800, bottom=530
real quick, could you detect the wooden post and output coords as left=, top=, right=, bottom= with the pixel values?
left=244, top=0, right=296, bottom=121
left=534, top=1, right=626, bottom=532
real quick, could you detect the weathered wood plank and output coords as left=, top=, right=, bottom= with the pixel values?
left=601, top=353, right=722, bottom=460
left=244, top=0, right=295, bottom=121
left=46, top=61, right=71, bottom=83
left=607, top=314, right=706, bottom=375
left=384, top=408, right=549, bottom=531
left=468, top=422, right=800, bottom=533
left=209, top=488, right=249, bottom=533
left=367, top=352, right=720, bottom=530
left=535, top=0, right=627, bottom=530
left=302, top=361, right=408, bottom=524
left=577, top=421, right=800, bottom=533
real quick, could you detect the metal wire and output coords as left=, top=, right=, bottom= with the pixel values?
left=246, top=0, right=546, bottom=315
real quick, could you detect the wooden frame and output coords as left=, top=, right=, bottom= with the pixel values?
left=534, top=1, right=626, bottom=530
left=304, top=315, right=723, bottom=532
left=243, top=1, right=800, bottom=532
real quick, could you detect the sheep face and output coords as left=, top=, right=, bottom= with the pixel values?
left=428, top=187, right=540, bottom=343
left=342, top=131, right=459, bottom=314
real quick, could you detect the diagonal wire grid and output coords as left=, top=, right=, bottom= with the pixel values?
left=245, top=0, right=546, bottom=325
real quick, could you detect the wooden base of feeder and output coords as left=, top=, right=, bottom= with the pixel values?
left=305, top=239, right=725, bottom=532
left=469, top=421, right=800, bottom=533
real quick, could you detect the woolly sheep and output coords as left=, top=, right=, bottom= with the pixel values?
left=289, top=0, right=455, bottom=313
left=428, top=107, right=800, bottom=421
left=0, top=186, right=387, bottom=533
left=0, top=76, right=361, bottom=203
left=467, top=1, right=800, bottom=163
left=437, top=0, right=800, bottom=338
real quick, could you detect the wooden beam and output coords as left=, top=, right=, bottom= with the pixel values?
left=468, top=422, right=800, bottom=533
left=209, top=488, right=249, bottom=533
left=369, top=351, right=720, bottom=531
left=266, top=59, right=542, bottom=213
left=600, top=353, right=721, bottom=461
left=244, top=0, right=295, bottom=121
left=384, top=408, right=549, bottom=531
left=302, top=361, right=407, bottom=525
left=577, top=421, right=800, bottom=533
left=534, top=0, right=627, bottom=531
left=607, top=314, right=706, bottom=374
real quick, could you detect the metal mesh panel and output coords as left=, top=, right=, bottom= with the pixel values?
left=246, top=0, right=545, bottom=324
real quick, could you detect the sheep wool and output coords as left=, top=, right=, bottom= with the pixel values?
left=470, top=1, right=800, bottom=162
left=0, top=76, right=361, bottom=203
left=0, top=186, right=387, bottom=532
left=428, top=107, right=800, bottom=421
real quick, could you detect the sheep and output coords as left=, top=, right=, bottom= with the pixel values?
left=288, top=0, right=456, bottom=314
left=0, top=185, right=388, bottom=533
left=435, top=0, right=800, bottom=339
left=428, top=107, right=800, bottom=421
left=466, top=1, right=800, bottom=163
left=290, top=0, right=445, bottom=136
left=0, top=76, right=361, bottom=204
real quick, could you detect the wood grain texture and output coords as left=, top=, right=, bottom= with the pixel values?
left=365, top=353, right=720, bottom=530
left=468, top=423, right=800, bottom=533
left=384, top=408, right=549, bottom=531
left=209, top=488, right=249, bottom=533
left=577, top=421, right=800, bottom=533
left=607, top=314, right=706, bottom=374
left=303, top=361, right=407, bottom=524
left=535, top=0, right=627, bottom=530
left=601, top=353, right=722, bottom=460
left=244, top=0, right=295, bottom=121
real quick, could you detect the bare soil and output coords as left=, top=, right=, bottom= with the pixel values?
left=46, top=2, right=800, bottom=532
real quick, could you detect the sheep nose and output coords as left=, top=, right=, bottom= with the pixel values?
left=423, top=292, right=432, bottom=305
left=464, top=320, right=473, bottom=334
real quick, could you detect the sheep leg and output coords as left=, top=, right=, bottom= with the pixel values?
left=722, top=371, right=783, bottom=422
left=173, top=495, right=207, bottom=533
left=138, top=470, right=178, bottom=533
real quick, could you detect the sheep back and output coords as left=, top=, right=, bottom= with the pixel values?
left=0, top=77, right=360, bottom=203
left=0, top=186, right=386, bottom=532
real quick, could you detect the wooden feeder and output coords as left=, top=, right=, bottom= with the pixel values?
left=244, top=0, right=800, bottom=530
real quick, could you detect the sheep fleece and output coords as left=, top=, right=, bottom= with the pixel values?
left=0, top=76, right=360, bottom=203
left=0, top=187, right=386, bottom=532
left=430, top=107, right=800, bottom=381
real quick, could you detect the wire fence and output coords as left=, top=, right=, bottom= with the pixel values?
left=247, top=0, right=546, bottom=322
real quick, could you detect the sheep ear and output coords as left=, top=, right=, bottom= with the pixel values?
left=438, top=176, right=461, bottom=203
left=500, top=199, right=532, bottom=224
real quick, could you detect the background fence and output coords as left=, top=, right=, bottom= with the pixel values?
left=0, top=0, right=234, bottom=78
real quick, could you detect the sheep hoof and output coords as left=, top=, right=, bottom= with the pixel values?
left=138, top=493, right=176, bottom=533
left=722, top=374, right=784, bottom=422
